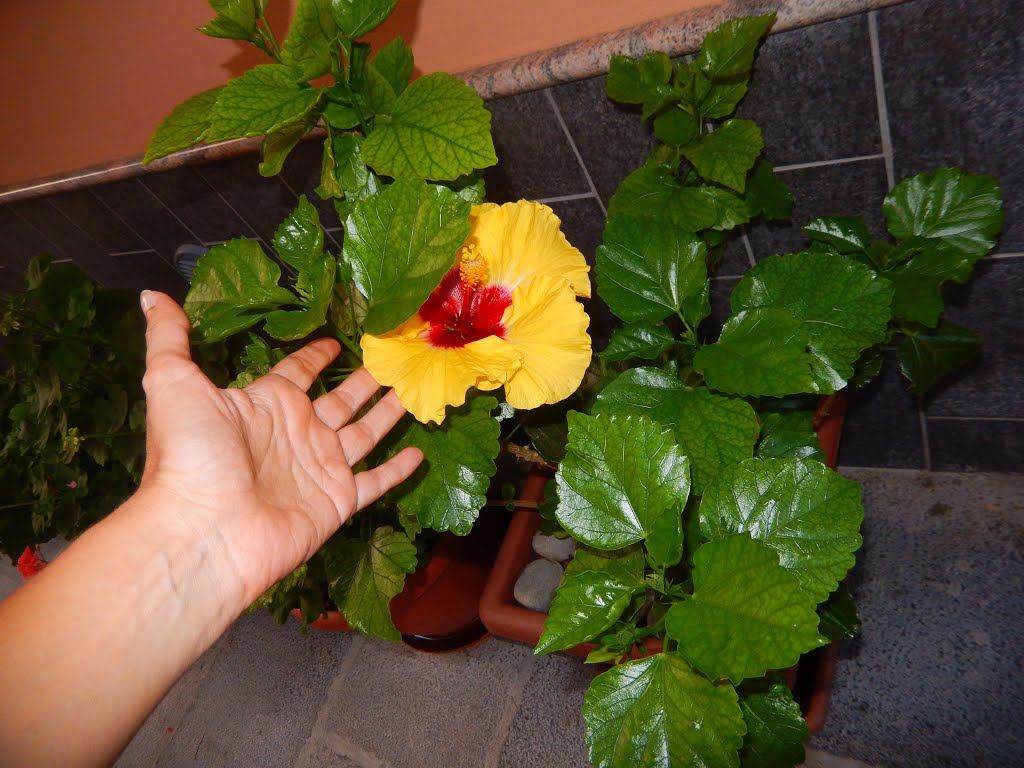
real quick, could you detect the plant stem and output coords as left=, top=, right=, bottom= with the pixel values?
left=256, top=12, right=282, bottom=58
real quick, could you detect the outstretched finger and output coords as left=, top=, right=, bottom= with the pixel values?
left=267, top=338, right=341, bottom=392
left=313, top=367, right=381, bottom=431
left=140, top=291, right=196, bottom=393
left=337, top=390, right=408, bottom=466
left=354, top=447, right=424, bottom=510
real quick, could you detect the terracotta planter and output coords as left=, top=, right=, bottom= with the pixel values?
left=296, top=506, right=510, bottom=652
left=479, top=394, right=848, bottom=732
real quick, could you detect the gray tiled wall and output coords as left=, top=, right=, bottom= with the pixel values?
left=1, top=0, right=1020, bottom=472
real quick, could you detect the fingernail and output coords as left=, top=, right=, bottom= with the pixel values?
left=139, top=290, right=155, bottom=312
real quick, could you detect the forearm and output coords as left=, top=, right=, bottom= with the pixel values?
left=0, top=488, right=246, bottom=767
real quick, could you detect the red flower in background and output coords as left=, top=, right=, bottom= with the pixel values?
left=17, top=547, right=46, bottom=580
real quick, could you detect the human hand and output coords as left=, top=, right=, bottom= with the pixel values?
left=136, top=291, right=423, bottom=608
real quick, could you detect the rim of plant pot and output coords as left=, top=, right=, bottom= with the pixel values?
left=478, top=393, right=848, bottom=733
left=294, top=506, right=511, bottom=652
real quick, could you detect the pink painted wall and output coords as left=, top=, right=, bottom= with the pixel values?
left=0, top=0, right=702, bottom=187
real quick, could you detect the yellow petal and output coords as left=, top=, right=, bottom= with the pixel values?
left=501, top=274, right=592, bottom=410
left=361, top=319, right=523, bottom=424
left=470, top=201, right=592, bottom=299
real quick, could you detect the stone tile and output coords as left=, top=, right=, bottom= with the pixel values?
left=927, top=419, right=1023, bottom=473
left=151, top=611, right=354, bottom=768
left=813, top=469, right=1024, bottom=767
left=94, top=250, right=188, bottom=302
left=716, top=235, right=756, bottom=279
left=92, top=178, right=200, bottom=265
left=295, top=733, right=387, bottom=768
left=745, top=158, right=890, bottom=260
left=736, top=13, right=880, bottom=166
left=484, top=89, right=590, bottom=202
left=49, top=188, right=150, bottom=254
left=838, top=349, right=925, bottom=469
left=311, top=635, right=534, bottom=768
left=878, top=0, right=1024, bottom=252
left=197, top=156, right=302, bottom=243
left=0, top=204, right=58, bottom=270
left=497, top=651, right=595, bottom=768
left=0, top=263, right=21, bottom=293
left=549, top=73, right=658, bottom=207
left=141, top=166, right=255, bottom=244
left=8, top=197, right=109, bottom=285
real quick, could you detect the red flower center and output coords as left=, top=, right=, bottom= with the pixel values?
left=419, top=248, right=511, bottom=349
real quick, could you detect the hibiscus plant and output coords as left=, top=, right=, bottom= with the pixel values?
left=517, top=14, right=1004, bottom=768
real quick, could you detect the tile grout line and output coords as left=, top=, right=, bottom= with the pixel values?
left=108, top=248, right=159, bottom=258
left=928, top=415, right=1024, bottom=423
left=87, top=187, right=164, bottom=261
left=135, top=178, right=204, bottom=246
left=535, top=191, right=598, bottom=204
left=6, top=205, right=103, bottom=285
left=481, top=652, right=537, bottom=768
left=740, top=231, right=757, bottom=268
left=774, top=154, right=885, bottom=173
left=192, top=166, right=263, bottom=241
left=543, top=88, right=607, bottom=217
left=917, top=396, right=932, bottom=471
left=868, top=11, right=896, bottom=190
left=986, top=251, right=1024, bottom=260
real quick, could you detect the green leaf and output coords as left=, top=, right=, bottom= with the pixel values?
left=599, top=322, right=677, bottom=361
left=200, top=0, right=259, bottom=40
left=605, top=52, right=676, bottom=118
left=694, top=308, right=816, bottom=397
left=682, top=119, right=763, bottom=193
left=343, top=179, right=471, bottom=334
left=554, top=411, right=690, bottom=552
left=738, top=682, right=808, bottom=768
left=183, top=239, right=295, bottom=342
left=700, top=457, right=864, bottom=603
left=728, top=250, right=895, bottom=392
left=697, top=13, right=775, bottom=79
left=281, top=0, right=337, bottom=80
left=594, top=368, right=759, bottom=495
left=366, top=36, right=414, bottom=106
left=145, top=87, right=223, bottom=163
left=323, top=101, right=362, bottom=130
left=326, top=525, right=417, bottom=641
left=666, top=533, right=826, bottom=683
left=361, top=72, right=497, bottom=181
left=897, top=321, right=981, bottom=394
left=316, top=132, right=370, bottom=199
left=654, top=107, right=700, bottom=146
left=536, top=570, right=638, bottom=654
left=36, top=264, right=95, bottom=325
left=596, top=214, right=709, bottom=325
left=818, top=583, right=861, bottom=642
left=757, top=411, right=824, bottom=462
left=563, top=543, right=646, bottom=584
left=390, top=396, right=501, bottom=534
left=693, top=70, right=749, bottom=119
left=330, top=0, right=398, bottom=38
left=582, top=654, right=746, bottom=768
left=803, top=216, right=872, bottom=254
left=207, top=64, right=324, bottom=141
left=883, top=242, right=972, bottom=326
left=744, top=159, right=792, bottom=221
left=609, top=164, right=750, bottom=232
left=883, top=167, right=1003, bottom=261
left=258, top=117, right=314, bottom=177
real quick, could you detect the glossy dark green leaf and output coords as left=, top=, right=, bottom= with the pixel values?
left=738, top=682, right=808, bottom=768
left=563, top=544, right=646, bottom=584
left=605, top=52, right=676, bottom=117
left=884, top=242, right=972, bottom=327
left=883, top=167, right=1003, bottom=261
left=258, top=116, right=314, bottom=176
left=596, top=213, right=709, bottom=325
left=37, top=264, right=95, bottom=325
left=897, top=321, right=981, bottom=394
left=654, top=107, right=700, bottom=146
left=323, top=101, right=362, bottom=129
left=757, top=410, right=824, bottom=462
left=682, top=119, right=763, bottom=193
left=666, top=533, right=826, bottom=683
left=744, top=158, right=792, bottom=222
left=207, top=64, right=324, bottom=141
left=803, top=216, right=872, bottom=254
left=608, top=164, right=750, bottom=232
left=583, top=653, right=746, bottom=768
left=145, top=87, right=223, bottom=163
left=343, top=179, right=470, bottom=333
left=330, top=0, right=398, bottom=38
left=361, top=72, right=497, bottom=181
left=700, top=457, right=864, bottom=603
left=693, top=69, right=749, bottom=119
left=281, top=0, right=337, bottom=80
left=599, top=322, right=677, bottom=361
left=696, top=13, right=775, bottom=79
left=536, top=570, right=638, bottom=654
left=316, top=132, right=371, bottom=200
left=817, top=583, right=861, bottom=642
left=555, top=411, right=690, bottom=551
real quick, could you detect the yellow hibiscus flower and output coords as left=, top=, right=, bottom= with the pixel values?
left=361, top=201, right=592, bottom=424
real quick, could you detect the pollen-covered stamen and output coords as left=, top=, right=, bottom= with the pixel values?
left=458, top=244, right=489, bottom=290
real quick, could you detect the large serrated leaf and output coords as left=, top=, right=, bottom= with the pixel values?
left=555, top=412, right=690, bottom=553
left=145, top=87, right=223, bottom=163
left=696, top=13, right=776, bottom=80
left=536, top=570, right=638, bottom=654
left=325, top=525, right=417, bottom=641
left=596, top=213, right=709, bottom=325
left=200, top=0, right=259, bottom=40
left=883, top=167, right=1003, bottom=260
left=745, top=158, right=793, bottom=221
left=605, top=52, right=676, bottom=118
left=369, top=37, right=414, bottom=96
left=583, top=654, right=746, bottom=768
left=361, top=72, right=497, bottom=181
left=802, top=216, right=872, bottom=254
left=757, top=410, right=823, bottom=462
left=897, top=321, right=981, bottom=394
left=738, top=682, right=808, bottom=768
left=330, top=0, right=398, bottom=38
left=666, top=533, right=826, bottom=683
left=699, top=458, right=864, bottom=603
left=281, top=0, right=337, bottom=80
left=599, top=322, right=677, bottom=362
left=729, top=250, right=894, bottom=392
left=883, top=242, right=972, bottom=326
left=207, top=64, right=324, bottom=141
left=183, top=239, right=295, bottom=342
left=682, top=119, right=763, bottom=193
left=342, top=179, right=471, bottom=334
left=594, top=367, right=759, bottom=495
left=564, top=544, right=646, bottom=584
left=390, top=396, right=500, bottom=534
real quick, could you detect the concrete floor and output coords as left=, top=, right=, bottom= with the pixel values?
left=2, top=468, right=1021, bottom=767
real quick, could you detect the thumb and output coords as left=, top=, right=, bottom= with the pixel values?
left=140, top=290, right=194, bottom=384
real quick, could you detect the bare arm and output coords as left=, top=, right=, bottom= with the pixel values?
left=0, top=291, right=422, bottom=766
